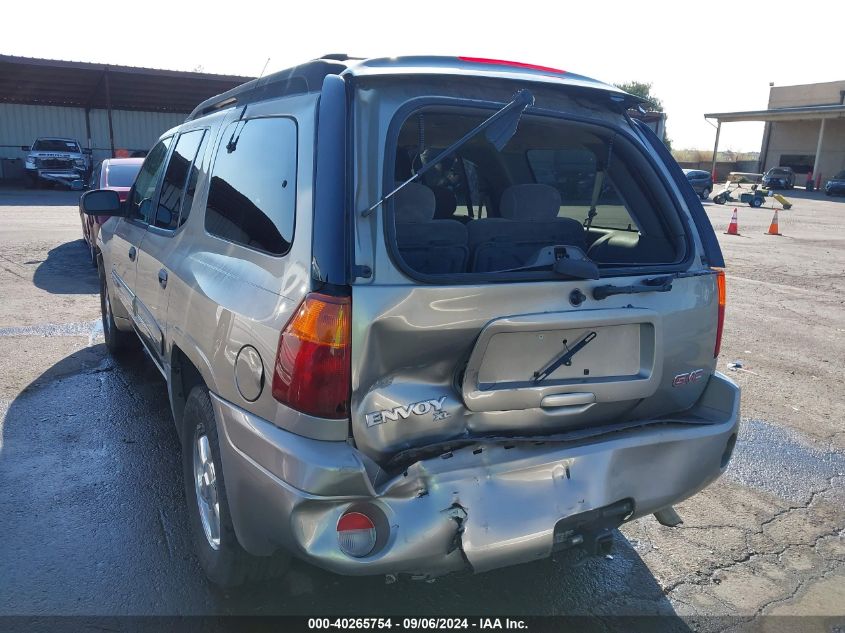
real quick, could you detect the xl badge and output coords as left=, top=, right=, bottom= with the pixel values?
left=365, top=396, right=448, bottom=427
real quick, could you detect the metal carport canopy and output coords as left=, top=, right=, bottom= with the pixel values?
left=702, top=104, right=845, bottom=184
left=0, top=54, right=252, bottom=113
left=704, top=104, right=845, bottom=123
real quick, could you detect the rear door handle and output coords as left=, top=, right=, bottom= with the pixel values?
left=128, top=246, right=136, bottom=261
left=158, top=269, right=168, bottom=289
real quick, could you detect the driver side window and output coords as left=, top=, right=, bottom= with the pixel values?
left=127, top=137, right=172, bottom=223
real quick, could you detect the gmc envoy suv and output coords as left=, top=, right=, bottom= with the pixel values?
left=80, top=55, right=740, bottom=587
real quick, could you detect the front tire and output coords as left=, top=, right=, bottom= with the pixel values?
left=98, top=260, right=136, bottom=355
left=182, top=386, right=289, bottom=587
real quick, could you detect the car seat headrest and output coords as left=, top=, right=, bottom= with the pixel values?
left=500, top=184, right=561, bottom=220
left=394, top=182, right=436, bottom=223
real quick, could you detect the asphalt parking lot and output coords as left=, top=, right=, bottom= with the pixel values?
left=0, top=185, right=843, bottom=629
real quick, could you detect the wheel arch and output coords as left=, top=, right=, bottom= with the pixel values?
left=169, top=341, right=218, bottom=443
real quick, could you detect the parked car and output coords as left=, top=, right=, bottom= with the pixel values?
left=824, top=170, right=845, bottom=196
left=80, top=55, right=739, bottom=587
left=79, top=158, right=143, bottom=266
left=23, top=137, right=90, bottom=189
left=683, top=169, right=713, bottom=200
left=762, top=166, right=795, bottom=189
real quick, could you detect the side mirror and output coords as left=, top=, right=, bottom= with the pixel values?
left=81, top=189, right=124, bottom=217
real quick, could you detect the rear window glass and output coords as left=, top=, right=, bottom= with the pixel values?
left=205, top=117, right=297, bottom=255
left=389, top=108, right=683, bottom=278
left=104, top=163, right=141, bottom=188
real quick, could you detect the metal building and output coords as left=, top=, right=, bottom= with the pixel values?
left=0, top=55, right=251, bottom=178
left=705, top=80, right=845, bottom=188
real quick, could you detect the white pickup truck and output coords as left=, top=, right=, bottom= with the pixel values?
left=23, top=137, right=90, bottom=189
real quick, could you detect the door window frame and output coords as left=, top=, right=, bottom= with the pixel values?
left=147, top=127, right=210, bottom=238
left=124, top=136, right=174, bottom=230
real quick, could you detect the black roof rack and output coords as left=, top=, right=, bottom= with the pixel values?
left=186, top=58, right=352, bottom=121
left=320, top=53, right=365, bottom=62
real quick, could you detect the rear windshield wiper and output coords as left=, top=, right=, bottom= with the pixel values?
left=501, top=245, right=600, bottom=279
left=362, top=89, right=535, bottom=217
left=592, top=275, right=673, bottom=300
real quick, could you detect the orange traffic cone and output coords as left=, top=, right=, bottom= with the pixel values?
left=725, top=208, right=740, bottom=235
left=765, top=209, right=782, bottom=236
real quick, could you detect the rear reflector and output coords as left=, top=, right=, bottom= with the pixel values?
left=271, top=293, right=351, bottom=419
left=337, top=511, right=377, bottom=558
left=714, top=269, right=726, bottom=357
left=458, top=56, right=566, bottom=75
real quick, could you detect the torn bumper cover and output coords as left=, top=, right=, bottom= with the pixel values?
left=212, top=372, right=740, bottom=577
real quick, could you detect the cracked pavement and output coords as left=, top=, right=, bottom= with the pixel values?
left=0, top=186, right=843, bottom=628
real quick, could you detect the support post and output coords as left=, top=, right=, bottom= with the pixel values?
left=103, top=67, right=115, bottom=158
left=84, top=108, right=92, bottom=149
left=813, top=118, right=826, bottom=189
left=710, top=121, right=721, bottom=184
left=759, top=121, right=773, bottom=174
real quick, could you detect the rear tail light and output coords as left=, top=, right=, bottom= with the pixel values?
left=271, top=292, right=350, bottom=419
left=713, top=269, right=726, bottom=357
left=336, top=511, right=377, bottom=558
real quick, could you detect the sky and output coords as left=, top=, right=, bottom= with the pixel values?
left=4, top=0, right=842, bottom=152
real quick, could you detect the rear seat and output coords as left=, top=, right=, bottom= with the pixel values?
left=468, top=184, right=586, bottom=272
left=394, top=183, right=468, bottom=274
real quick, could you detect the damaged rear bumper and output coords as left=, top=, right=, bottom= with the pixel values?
left=212, top=372, right=740, bottom=577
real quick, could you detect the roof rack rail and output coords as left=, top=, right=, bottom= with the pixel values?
left=186, top=58, right=352, bottom=121
left=320, top=53, right=365, bottom=61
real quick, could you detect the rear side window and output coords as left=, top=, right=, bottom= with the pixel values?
left=105, top=163, right=141, bottom=188
left=205, top=117, right=297, bottom=255
left=154, top=129, right=206, bottom=230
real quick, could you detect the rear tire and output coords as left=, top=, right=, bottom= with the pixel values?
left=98, top=260, right=136, bottom=356
left=750, top=197, right=763, bottom=208
left=700, top=187, right=711, bottom=201
left=182, top=385, right=290, bottom=587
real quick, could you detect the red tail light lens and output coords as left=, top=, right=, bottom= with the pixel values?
left=336, top=511, right=377, bottom=558
left=713, top=269, right=726, bottom=358
left=272, top=292, right=351, bottom=419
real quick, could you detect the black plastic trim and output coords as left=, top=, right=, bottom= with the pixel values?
left=311, top=74, right=350, bottom=286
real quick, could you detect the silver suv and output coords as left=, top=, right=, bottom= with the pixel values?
left=81, top=55, right=740, bottom=587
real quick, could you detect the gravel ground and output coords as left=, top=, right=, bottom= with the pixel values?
left=0, top=185, right=842, bottom=630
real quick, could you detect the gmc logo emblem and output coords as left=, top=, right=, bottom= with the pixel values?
left=673, top=369, right=705, bottom=387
